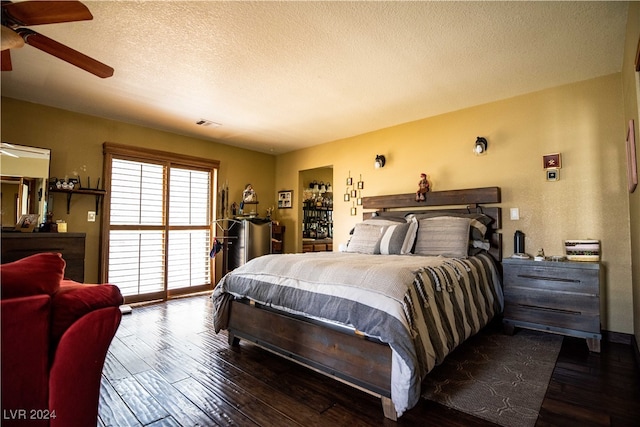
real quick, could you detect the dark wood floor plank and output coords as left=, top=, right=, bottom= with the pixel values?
left=172, top=376, right=258, bottom=426
left=195, top=351, right=366, bottom=427
left=187, top=364, right=307, bottom=427
left=111, top=376, right=171, bottom=426
left=108, top=335, right=153, bottom=376
left=99, top=295, right=640, bottom=427
left=102, top=349, right=134, bottom=382
left=145, top=417, right=182, bottom=427
left=134, top=369, right=220, bottom=427
left=98, top=378, right=143, bottom=427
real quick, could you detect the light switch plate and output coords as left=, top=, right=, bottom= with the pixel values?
left=510, top=208, right=519, bottom=220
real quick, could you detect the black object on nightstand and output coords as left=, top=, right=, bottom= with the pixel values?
left=502, top=257, right=602, bottom=352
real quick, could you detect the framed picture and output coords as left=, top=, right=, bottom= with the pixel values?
left=16, top=213, right=39, bottom=233
left=357, top=180, right=364, bottom=190
left=546, top=169, right=559, bottom=182
left=627, top=119, right=638, bottom=193
left=543, top=153, right=562, bottom=169
left=278, top=190, right=293, bottom=209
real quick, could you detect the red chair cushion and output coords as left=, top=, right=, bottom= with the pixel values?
left=1, top=295, right=51, bottom=424
left=51, top=281, right=124, bottom=347
left=0, top=252, right=65, bottom=299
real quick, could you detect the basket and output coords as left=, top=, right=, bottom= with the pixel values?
left=564, top=240, right=600, bottom=261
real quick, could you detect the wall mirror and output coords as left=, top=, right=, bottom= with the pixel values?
left=1, top=142, right=51, bottom=228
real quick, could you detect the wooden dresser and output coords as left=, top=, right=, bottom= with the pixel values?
left=502, top=257, right=602, bottom=352
left=1, top=232, right=86, bottom=282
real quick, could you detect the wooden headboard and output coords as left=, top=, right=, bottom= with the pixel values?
left=361, top=187, right=502, bottom=261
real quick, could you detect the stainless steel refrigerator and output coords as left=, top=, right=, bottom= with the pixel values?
left=227, top=218, right=272, bottom=270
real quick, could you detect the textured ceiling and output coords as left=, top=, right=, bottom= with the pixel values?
left=0, top=1, right=629, bottom=154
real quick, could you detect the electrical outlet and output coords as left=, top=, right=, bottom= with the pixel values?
left=87, top=211, right=96, bottom=222
left=510, top=208, right=520, bottom=220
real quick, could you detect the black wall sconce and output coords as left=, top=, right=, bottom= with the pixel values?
left=374, top=154, right=386, bottom=168
left=474, top=137, right=488, bottom=155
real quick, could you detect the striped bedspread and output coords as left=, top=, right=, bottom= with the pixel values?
left=212, top=252, right=503, bottom=416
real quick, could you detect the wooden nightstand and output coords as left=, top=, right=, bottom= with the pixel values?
left=271, top=224, right=285, bottom=254
left=502, top=258, right=602, bottom=352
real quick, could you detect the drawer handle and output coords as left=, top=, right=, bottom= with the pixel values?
left=517, top=274, right=580, bottom=284
left=518, top=304, right=581, bottom=315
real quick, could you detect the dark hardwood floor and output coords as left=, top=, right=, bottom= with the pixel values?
left=99, top=294, right=640, bottom=427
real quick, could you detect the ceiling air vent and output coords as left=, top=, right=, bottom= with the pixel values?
left=195, top=119, right=221, bottom=127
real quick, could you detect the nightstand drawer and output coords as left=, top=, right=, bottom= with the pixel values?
left=503, top=292, right=600, bottom=333
left=504, top=288, right=599, bottom=314
left=504, top=265, right=599, bottom=295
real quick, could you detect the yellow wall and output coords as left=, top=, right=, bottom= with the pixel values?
left=277, top=73, right=633, bottom=334
left=2, top=72, right=635, bottom=336
left=1, top=97, right=276, bottom=284
left=621, top=2, right=640, bottom=351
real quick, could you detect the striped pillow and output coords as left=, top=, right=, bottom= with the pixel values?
left=414, top=217, right=471, bottom=258
left=379, top=218, right=418, bottom=255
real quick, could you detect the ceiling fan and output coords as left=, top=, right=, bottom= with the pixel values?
left=1, top=0, right=113, bottom=78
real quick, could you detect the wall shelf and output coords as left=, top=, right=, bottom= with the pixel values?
left=49, top=188, right=107, bottom=214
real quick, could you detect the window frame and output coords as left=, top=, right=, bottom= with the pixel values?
left=101, top=142, right=219, bottom=303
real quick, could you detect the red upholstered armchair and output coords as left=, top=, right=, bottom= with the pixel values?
left=1, top=253, right=123, bottom=427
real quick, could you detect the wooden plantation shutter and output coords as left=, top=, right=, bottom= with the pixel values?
left=101, top=143, right=219, bottom=303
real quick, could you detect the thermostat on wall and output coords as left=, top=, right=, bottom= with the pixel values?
left=546, top=169, right=559, bottom=181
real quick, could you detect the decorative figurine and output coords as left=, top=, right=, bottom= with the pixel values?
left=416, top=173, right=430, bottom=201
left=243, top=184, right=256, bottom=203
left=534, top=248, right=546, bottom=261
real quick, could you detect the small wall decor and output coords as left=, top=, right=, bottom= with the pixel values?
left=546, top=169, right=559, bottom=182
left=346, top=171, right=353, bottom=186
left=343, top=188, right=350, bottom=202
left=627, top=119, right=638, bottom=193
left=350, top=203, right=357, bottom=216
left=415, top=172, right=430, bottom=201
left=357, top=174, right=364, bottom=189
left=243, top=184, right=257, bottom=203
left=543, top=153, right=562, bottom=169
left=277, top=190, right=293, bottom=208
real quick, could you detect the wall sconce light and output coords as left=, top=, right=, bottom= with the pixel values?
left=374, top=154, right=386, bottom=168
left=474, top=137, right=488, bottom=155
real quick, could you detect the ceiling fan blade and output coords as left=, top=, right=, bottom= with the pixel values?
left=1, top=24, right=24, bottom=50
left=17, top=28, right=113, bottom=78
left=1, top=48, right=12, bottom=70
left=2, top=1, right=92, bottom=26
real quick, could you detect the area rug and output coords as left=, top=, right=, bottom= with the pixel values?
left=422, top=328, right=563, bottom=427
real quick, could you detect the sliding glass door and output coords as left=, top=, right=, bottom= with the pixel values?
left=102, top=143, right=219, bottom=303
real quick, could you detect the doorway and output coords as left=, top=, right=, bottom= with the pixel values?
left=299, top=166, right=334, bottom=253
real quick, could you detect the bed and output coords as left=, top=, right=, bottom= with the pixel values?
left=212, top=187, right=503, bottom=420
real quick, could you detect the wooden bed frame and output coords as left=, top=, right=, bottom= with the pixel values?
left=225, top=187, right=502, bottom=420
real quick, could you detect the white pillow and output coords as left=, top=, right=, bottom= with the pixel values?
left=346, top=223, right=386, bottom=254
left=414, top=217, right=471, bottom=258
